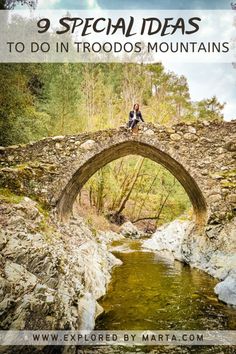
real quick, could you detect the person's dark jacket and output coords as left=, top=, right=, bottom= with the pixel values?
left=129, top=110, right=144, bottom=122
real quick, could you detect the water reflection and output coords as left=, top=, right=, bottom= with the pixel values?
left=91, top=241, right=236, bottom=353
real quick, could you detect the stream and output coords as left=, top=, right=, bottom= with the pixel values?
left=79, top=240, right=236, bottom=354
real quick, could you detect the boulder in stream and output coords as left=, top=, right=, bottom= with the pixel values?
left=214, top=270, right=236, bottom=306
left=143, top=219, right=192, bottom=261
left=120, top=221, right=142, bottom=239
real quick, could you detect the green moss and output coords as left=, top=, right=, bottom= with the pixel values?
left=222, top=169, right=236, bottom=178
left=0, top=188, right=23, bottom=204
left=14, top=163, right=29, bottom=171
left=37, top=202, right=50, bottom=218
left=211, top=169, right=236, bottom=178
left=210, top=169, right=236, bottom=180
left=35, top=213, right=59, bottom=244
left=0, top=187, right=58, bottom=245
left=0, top=174, right=22, bottom=191
left=220, top=181, right=236, bottom=188
left=226, top=210, right=236, bottom=221
left=86, top=216, right=97, bottom=236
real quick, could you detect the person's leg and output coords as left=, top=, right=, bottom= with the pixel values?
left=131, top=119, right=138, bottom=129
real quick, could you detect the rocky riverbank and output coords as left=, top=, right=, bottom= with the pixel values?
left=1, top=190, right=235, bottom=354
left=0, top=195, right=123, bottom=353
left=143, top=218, right=236, bottom=306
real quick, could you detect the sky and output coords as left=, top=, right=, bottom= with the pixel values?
left=35, top=0, right=236, bottom=120
left=37, top=1, right=233, bottom=10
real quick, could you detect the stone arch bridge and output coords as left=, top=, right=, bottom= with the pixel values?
left=0, top=121, right=235, bottom=228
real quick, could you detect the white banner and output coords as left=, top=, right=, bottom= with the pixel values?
left=0, top=330, right=236, bottom=346
left=0, top=10, right=235, bottom=63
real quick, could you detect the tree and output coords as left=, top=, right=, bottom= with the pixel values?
left=79, top=64, right=118, bottom=131
left=42, top=64, right=83, bottom=135
left=121, top=63, right=149, bottom=112
left=82, top=156, right=191, bottom=229
left=115, top=157, right=144, bottom=216
left=0, top=64, right=49, bottom=146
left=0, top=61, right=226, bottom=146
left=196, top=95, right=225, bottom=121
left=169, top=74, right=191, bottom=119
left=4, top=0, right=38, bottom=9
left=145, top=68, right=192, bottom=124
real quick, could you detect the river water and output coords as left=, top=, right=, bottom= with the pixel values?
left=78, top=240, right=236, bottom=354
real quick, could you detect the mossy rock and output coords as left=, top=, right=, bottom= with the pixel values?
left=222, top=169, right=236, bottom=178
left=0, top=188, right=23, bottom=204
left=221, top=181, right=236, bottom=188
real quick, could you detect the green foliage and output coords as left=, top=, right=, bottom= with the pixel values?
left=0, top=0, right=5, bottom=9
left=0, top=62, right=225, bottom=147
left=195, top=95, right=225, bottom=121
left=82, top=156, right=191, bottom=229
left=0, top=188, right=23, bottom=204
left=41, top=63, right=83, bottom=135
left=0, top=61, right=225, bottom=227
left=0, top=64, right=50, bottom=146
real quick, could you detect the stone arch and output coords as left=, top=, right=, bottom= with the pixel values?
left=57, top=140, right=207, bottom=225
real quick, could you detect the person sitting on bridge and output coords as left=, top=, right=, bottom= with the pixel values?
left=128, top=103, right=144, bottom=131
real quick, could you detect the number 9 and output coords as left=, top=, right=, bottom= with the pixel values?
left=37, top=18, right=50, bottom=33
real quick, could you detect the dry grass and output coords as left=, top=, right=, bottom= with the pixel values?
left=73, top=191, right=120, bottom=233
